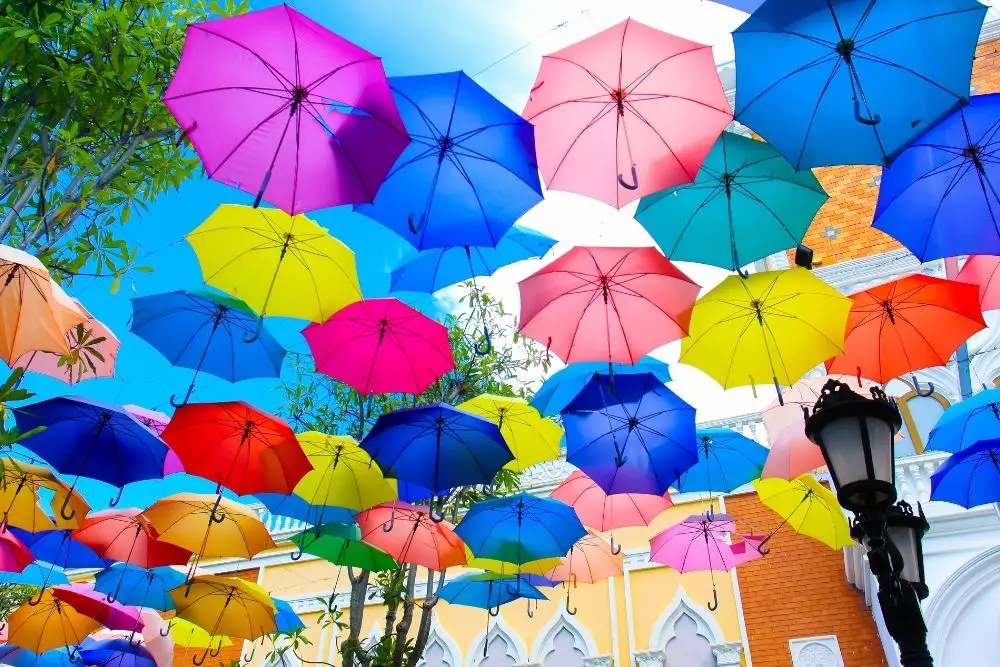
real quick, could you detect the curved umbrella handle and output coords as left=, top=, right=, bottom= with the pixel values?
left=755, top=534, right=772, bottom=556
left=109, top=486, right=125, bottom=507
left=290, top=544, right=305, bottom=561
left=526, top=599, right=534, bottom=618
left=209, top=493, right=227, bottom=524
left=243, top=317, right=264, bottom=344
left=27, top=584, right=47, bottom=606
left=617, top=165, right=639, bottom=190
left=428, top=502, right=446, bottom=524
left=474, top=325, right=493, bottom=356
left=210, top=643, right=223, bottom=657
left=407, top=213, right=427, bottom=236
left=327, top=595, right=338, bottom=614
left=192, top=648, right=209, bottom=666
left=128, top=631, right=142, bottom=647
left=707, top=587, right=719, bottom=612
left=912, top=374, right=935, bottom=397
left=242, top=645, right=256, bottom=663
left=67, top=646, right=81, bottom=664
left=610, top=535, right=622, bottom=556
left=58, top=493, right=77, bottom=522
left=160, top=625, right=172, bottom=638
left=736, top=265, right=750, bottom=279
left=853, top=98, right=881, bottom=126
left=253, top=170, right=272, bottom=209
left=382, top=506, right=397, bottom=533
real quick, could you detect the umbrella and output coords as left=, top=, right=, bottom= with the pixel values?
left=163, top=4, right=407, bottom=214
left=0, top=458, right=90, bottom=532
left=169, top=575, right=276, bottom=643
left=290, top=522, right=397, bottom=572
left=0, top=245, right=85, bottom=364
left=545, top=533, right=623, bottom=586
left=166, top=618, right=232, bottom=650
left=523, top=18, right=731, bottom=208
left=930, top=438, right=1000, bottom=509
left=361, top=404, right=511, bottom=499
left=437, top=573, right=546, bottom=610
left=562, top=372, right=697, bottom=496
left=752, top=475, right=854, bottom=551
left=0, top=526, right=33, bottom=573
left=79, top=638, right=157, bottom=667
left=129, top=290, right=285, bottom=406
left=355, top=71, right=542, bottom=249
left=635, top=131, right=828, bottom=272
left=50, top=583, right=144, bottom=632
left=255, top=492, right=354, bottom=527
left=272, top=598, right=305, bottom=634
left=8, top=529, right=109, bottom=572
left=733, top=0, right=986, bottom=168
left=679, top=268, right=852, bottom=396
left=957, top=255, right=1000, bottom=312
left=0, top=646, right=75, bottom=667
left=292, top=432, right=395, bottom=514
left=761, top=422, right=826, bottom=481
left=72, top=508, right=193, bottom=569
left=926, top=387, right=1000, bottom=453
left=122, top=406, right=169, bottom=437
left=6, top=590, right=101, bottom=653
left=355, top=502, right=465, bottom=570
left=826, top=275, right=984, bottom=384
left=14, top=300, right=119, bottom=385
left=389, top=226, right=556, bottom=294
left=457, top=395, right=562, bottom=473
left=303, top=298, right=455, bottom=396
left=874, top=94, right=1000, bottom=260
left=0, top=564, right=69, bottom=588
left=465, top=552, right=562, bottom=578
left=94, top=564, right=187, bottom=611
left=531, top=356, right=672, bottom=418
left=674, top=429, right=768, bottom=494
left=186, top=205, right=361, bottom=336
left=97, top=610, right=173, bottom=667
left=518, top=246, right=700, bottom=365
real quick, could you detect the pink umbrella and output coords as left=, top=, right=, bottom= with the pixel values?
left=522, top=18, right=731, bottom=209
left=0, top=526, right=34, bottom=573
left=518, top=246, right=700, bottom=364
left=545, top=531, right=623, bottom=615
left=90, top=609, right=174, bottom=667
left=303, top=298, right=455, bottom=395
left=760, top=422, right=826, bottom=481
left=51, top=583, right=145, bottom=632
left=164, top=5, right=409, bottom=214
left=124, top=405, right=182, bottom=475
left=356, top=502, right=465, bottom=570
left=956, top=254, right=1000, bottom=311
left=13, top=300, right=119, bottom=384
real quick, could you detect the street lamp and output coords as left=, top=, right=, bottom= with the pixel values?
left=805, top=379, right=934, bottom=667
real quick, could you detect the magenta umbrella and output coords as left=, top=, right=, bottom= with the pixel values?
left=51, top=583, right=145, bottom=632
left=302, top=298, right=455, bottom=396
left=164, top=5, right=409, bottom=214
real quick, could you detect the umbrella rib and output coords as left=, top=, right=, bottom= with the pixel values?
left=203, top=99, right=295, bottom=179
left=300, top=99, right=376, bottom=201
left=546, top=102, right=619, bottom=188
left=187, top=26, right=295, bottom=91
left=794, top=56, right=856, bottom=169
left=623, top=45, right=712, bottom=93
left=734, top=49, right=841, bottom=118
left=918, top=159, right=980, bottom=258
left=165, top=86, right=294, bottom=102
left=854, top=7, right=987, bottom=50
left=850, top=48, right=968, bottom=103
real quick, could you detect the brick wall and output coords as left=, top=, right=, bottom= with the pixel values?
left=172, top=568, right=261, bottom=667
left=726, top=492, right=886, bottom=667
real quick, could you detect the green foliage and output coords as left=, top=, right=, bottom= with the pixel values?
left=0, top=583, right=36, bottom=620
left=0, top=368, right=36, bottom=447
left=55, top=322, right=108, bottom=383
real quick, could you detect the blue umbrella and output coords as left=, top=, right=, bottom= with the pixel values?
left=93, top=564, right=186, bottom=610
left=355, top=71, right=543, bottom=249
left=0, top=647, right=75, bottom=667
left=930, top=438, right=1000, bottom=509
left=0, top=563, right=69, bottom=587
left=393, top=479, right=451, bottom=505
left=437, top=573, right=546, bottom=610
left=255, top=493, right=354, bottom=528
left=361, top=404, right=512, bottom=502
left=562, top=372, right=697, bottom=496
left=674, top=429, right=768, bottom=493
left=272, top=598, right=305, bottom=633
left=873, top=94, right=1000, bottom=260
left=926, top=388, right=1000, bottom=453
left=733, top=0, right=986, bottom=168
left=129, top=290, right=286, bottom=406
left=79, top=638, right=156, bottom=667
left=531, top=357, right=672, bottom=417
left=389, top=226, right=556, bottom=294
left=9, top=529, right=109, bottom=569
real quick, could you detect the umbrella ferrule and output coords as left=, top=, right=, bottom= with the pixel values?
left=964, top=145, right=987, bottom=174
left=290, top=86, right=308, bottom=115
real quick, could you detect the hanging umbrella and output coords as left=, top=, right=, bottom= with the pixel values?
left=562, top=372, right=697, bottom=496
left=72, top=508, right=193, bottom=569
left=94, top=564, right=187, bottom=611
left=531, top=356, right=672, bottom=417
left=733, top=0, right=986, bottom=168
left=186, top=205, right=361, bottom=336
left=545, top=532, right=623, bottom=586
left=169, top=575, right=276, bottom=642
left=14, top=300, right=119, bottom=385
left=956, top=255, right=1000, bottom=312
left=292, top=432, right=395, bottom=514
left=523, top=18, right=731, bottom=208
left=457, top=395, right=562, bottom=473
left=0, top=458, right=90, bottom=532
left=874, top=94, right=1000, bottom=260
left=927, top=387, right=1000, bottom=453
left=0, top=564, right=69, bottom=588
left=465, top=552, right=562, bottom=578
left=79, top=638, right=157, bottom=667
left=635, top=131, right=827, bottom=272
left=129, top=290, right=286, bottom=406
left=930, top=438, right=1000, bottom=509
left=0, top=646, right=75, bottom=667
left=679, top=268, right=851, bottom=397
left=437, top=573, right=546, bottom=610
left=164, top=4, right=407, bottom=214
left=96, top=609, right=174, bottom=667
left=123, top=405, right=170, bottom=437
left=355, top=71, right=542, bottom=249
left=761, top=422, right=826, bottom=481
left=50, top=583, right=144, bottom=632
left=8, top=529, right=109, bottom=571
left=166, top=617, right=232, bottom=650
left=674, top=429, right=768, bottom=493
left=291, top=522, right=398, bottom=571
left=826, top=275, right=984, bottom=384
left=255, top=492, right=355, bottom=528
left=271, top=598, right=305, bottom=634
left=0, top=526, right=34, bottom=573
left=355, top=502, right=466, bottom=570
left=303, top=298, right=455, bottom=396
left=518, top=246, right=700, bottom=364
left=6, top=590, right=101, bottom=653
left=753, top=475, right=854, bottom=551
left=390, top=226, right=556, bottom=294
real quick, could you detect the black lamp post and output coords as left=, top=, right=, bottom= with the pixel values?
left=805, top=379, right=934, bottom=667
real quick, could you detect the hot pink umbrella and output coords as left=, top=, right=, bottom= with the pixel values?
left=90, top=609, right=174, bottom=667
left=356, top=502, right=465, bottom=570
left=164, top=5, right=409, bottom=214
left=522, top=18, right=731, bottom=209
left=956, top=254, right=1000, bottom=312
left=51, top=583, right=145, bottom=632
left=0, top=526, right=34, bottom=573
left=13, top=301, right=119, bottom=384
left=303, top=298, right=455, bottom=395
left=518, top=246, right=700, bottom=364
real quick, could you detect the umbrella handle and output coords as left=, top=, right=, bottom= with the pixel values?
left=407, top=213, right=427, bottom=236
left=428, top=502, right=446, bottom=524
left=382, top=505, right=397, bottom=532
left=756, top=534, right=772, bottom=556
left=610, top=535, right=622, bottom=556
left=290, top=544, right=305, bottom=561
left=58, top=493, right=77, bottom=522
left=474, top=325, right=493, bottom=356
left=210, top=643, right=223, bottom=657
left=27, top=584, right=46, bottom=606
left=128, top=631, right=142, bottom=647
left=160, top=624, right=172, bottom=638
left=617, top=165, right=639, bottom=190
left=773, top=377, right=784, bottom=406
left=252, top=170, right=272, bottom=208
left=736, top=265, right=750, bottom=279
left=67, top=646, right=81, bottom=664
left=707, top=588, right=719, bottom=611
left=209, top=494, right=227, bottom=524
left=109, top=486, right=125, bottom=507
left=192, top=648, right=209, bottom=666
left=853, top=98, right=881, bottom=126
left=526, top=599, right=534, bottom=618
left=327, top=595, right=338, bottom=614
left=243, top=645, right=256, bottom=663
left=488, top=604, right=501, bottom=618
left=614, top=452, right=628, bottom=468
left=243, top=317, right=264, bottom=344
left=912, top=374, right=935, bottom=397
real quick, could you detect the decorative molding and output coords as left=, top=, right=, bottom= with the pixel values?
left=633, top=651, right=664, bottom=667
left=925, top=545, right=1000, bottom=660
left=529, top=606, right=598, bottom=662
left=893, top=452, right=948, bottom=504
left=582, top=657, right=612, bottom=667
left=788, top=636, right=844, bottom=667
left=713, top=641, right=744, bottom=667
left=418, top=619, right=463, bottom=667
left=467, top=616, right=527, bottom=667
left=648, top=588, right=725, bottom=650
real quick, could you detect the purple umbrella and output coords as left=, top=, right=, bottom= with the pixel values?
left=164, top=5, right=409, bottom=214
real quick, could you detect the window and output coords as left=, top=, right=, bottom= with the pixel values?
left=419, top=640, right=455, bottom=667
left=480, top=636, right=516, bottom=667
left=543, top=627, right=584, bottom=667
left=664, top=614, right=717, bottom=667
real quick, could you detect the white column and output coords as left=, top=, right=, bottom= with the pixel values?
left=583, top=657, right=613, bottom=667
left=712, top=641, right=744, bottom=667
left=634, top=651, right=664, bottom=667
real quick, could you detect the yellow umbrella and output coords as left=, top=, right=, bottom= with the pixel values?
left=167, top=617, right=233, bottom=649
left=466, top=549, right=562, bottom=577
left=293, top=432, right=395, bottom=512
left=457, top=394, right=562, bottom=472
left=186, top=205, right=362, bottom=331
left=170, top=575, right=276, bottom=642
left=0, top=458, right=90, bottom=531
left=6, top=589, right=101, bottom=653
left=679, top=268, right=851, bottom=395
left=753, top=475, right=854, bottom=550
left=143, top=493, right=275, bottom=561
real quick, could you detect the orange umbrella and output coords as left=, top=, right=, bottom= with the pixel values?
left=0, top=457, right=90, bottom=531
left=6, top=589, right=101, bottom=653
left=13, top=300, right=119, bottom=384
left=544, top=532, right=623, bottom=615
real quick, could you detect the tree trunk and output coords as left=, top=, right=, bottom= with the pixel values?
left=343, top=568, right=370, bottom=667
left=405, top=570, right=447, bottom=667
left=390, top=565, right=419, bottom=667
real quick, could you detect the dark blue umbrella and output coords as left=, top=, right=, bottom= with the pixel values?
left=393, top=479, right=451, bottom=505
left=562, top=372, right=697, bottom=495
left=674, top=429, right=768, bottom=493
left=0, top=646, right=75, bottom=667
left=930, top=438, right=1000, bottom=509
left=361, top=403, right=512, bottom=500
left=255, top=493, right=355, bottom=528
left=926, top=388, right=1000, bottom=453
left=437, top=573, right=546, bottom=610
left=129, top=290, right=286, bottom=406
left=93, top=564, right=186, bottom=610
left=355, top=71, right=543, bottom=249
left=733, top=0, right=986, bottom=168
left=272, top=598, right=305, bottom=633
left=873, top=94, right=1000, bottom=260
left=7, top=528, right=109, bottom=600
left=79, top=638, right=156, bottom=667
left=530, top=357, right=672, bottom=417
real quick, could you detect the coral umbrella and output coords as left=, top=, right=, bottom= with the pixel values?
left=303, top=298, right=455, bottom=396
left=51, top=583, right=144, bottom=632
left=6, top=590, right=101, bottom=653
left=518, top=246, right=700, bottom=365
left=826, top=275, right=985, bottom=384
left=531, top=356, right=672, bottom=418
left=930, top=437, right=1000, bottom=509
left=72, top=509, right=192, bottom=570
left=956, top=255, right=1000, bottom=312
left=545, top=532, right=623, bottom=585
left=674, top=429, right=768, bottom=493
left=752, top=476, right=853, bottom=551
left=14, top=300, right=119, bottom=385
left=523, top=18, right=731, bottom=208
left=292, top=432, right=395, bottom=514
left=0, top=457, right=90, bottom=532
left=760, top=422, right=826, bottom=481
left=0, top=526, right=34, bottom=573
left=457, top=395, right=562, bottom=472
left=927, top=387, right=1000, bottom=453
left=164, top=4, right=407, bottom=214
left=356, top=502, right=465, bottom=570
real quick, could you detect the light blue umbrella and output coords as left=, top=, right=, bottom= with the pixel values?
left=674, top=429, right=768, bottom=493
left=93, top=564, right=186, bottom=610
left=926, top=388, right=1000, bottom=453
left=531, top=357, right=672, bottom=417
left=272, top=598, right=305, bottom=633
left=437, top=573, right=546, bottom=610
left=0, top=563, right=69, bottom=587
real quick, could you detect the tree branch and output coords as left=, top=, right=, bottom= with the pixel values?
left=0, top=104, right=33, bottom=182
left=405, top=570, right=447, bottom=667
left=391, top=565, right=419, bottom=667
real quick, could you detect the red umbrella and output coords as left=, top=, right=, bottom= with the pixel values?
left=518, top=246, right=699, bottom=364
left=522, top=18, right=731, bottom=209
left=72, top=508, right=192, bottom=568
left=356, top=502, right=465, bottom=571
left=956, top=255, right=1000, bottom=312
left=826, top=275, right=985, bottom=384
left=0, top=526, right=34, bottom=573
left=51, top=583, right=144, bottom=632
left=161, top=401, right=309, bottom=496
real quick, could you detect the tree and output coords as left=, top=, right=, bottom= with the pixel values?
left=0, top=0, right=247, bottom=290
left=278, top=284, right=550, bottom=667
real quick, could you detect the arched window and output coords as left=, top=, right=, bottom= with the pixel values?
left=894, top=386, right=950, bottom=455
left=543, top=627, right=585, bottom=667
left=419, top=639, right=455, bottom=667
left=480, top=635, right=516, bottom=667
left=664, top=614, right=717, bottom=667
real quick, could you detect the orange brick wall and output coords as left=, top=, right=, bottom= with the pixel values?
left=172, top=568, right=261, bottom=667
left=726, top=492, right=886, bottom=667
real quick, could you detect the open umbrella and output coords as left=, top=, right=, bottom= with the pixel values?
left=926, top=387, right=1000, bottom=453
left=72, top=508, right=193, bottom=570
left=957, top=254, right=1000, bottom=312
left=169, top=575, right=276, bottom=656
left=0, top=527, right=33, bottom=573
left=291, top=522, right=397, bottom=571
left=9, top=529, right=110, bottom=596
left=292, top=432, right=395, bottom=514
left=51, top=583, right=144, bottom=633
left=0, top=458, right=90, bottom=532
left=14, top=300, right=119, bottom=385
left=761, top=422, right=826, bottom=482
left=674, top=429, right=768, bottom=494
left=255, top=492, right=355, bottom=528
left=123, top=406, right=169, bottom=436
left=437, top=573, right=546, bottom=610
left=457, top=395, right=562, bottom=473
left=531, top=356, right=672, bottom=418
left=6, top=590, right=100, bottom=654
left=545, top=532, right=623, bottom=586
left=355, top=502, right=465, bottom=570
left=94, top=564, right=187, bottom=611
left=753, top=475, right=853, bottom=551
left=271, top=598, right=305, bottom=634
left=79, top=638, right=157, bottom=667
left=930, top=438, right=1000, bottom=509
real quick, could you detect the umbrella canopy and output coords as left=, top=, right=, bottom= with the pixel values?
left=437, top=574, right=546, bottom=610
left=760, top=421, right=826, bottom=481
left=753, top=475, right=854, bottom=550
left=519, top=246, right=700, bottom=364
left=927, top=387, right=1000, bottom=453
left=733, top=0, right=986, bottom=168
left=123, top=406, right=170, bottom=437
left=256, top=492, right=355, bottom=527
left=163, top=4, right=407, bottom=214
left=292, top=432, right=395, bottom=513
left=167, top=618, right=232, bottom=650
left=72, top=508, right=193, bottom=569
left=169, top=575, right=276, bottom=641
left=930, top=438, right=1000, bottom=509
left=291, top=522, right=398, bottom=572
left=142, top=493, right=275, bottom=559
left=465, top=553, right=562, bottom=578
left=874, top=94, right=1000, bottom=260
left=562, top=372, right=697, bottom=496
left=6, top=590, right=101, bottom=653
left=94, top=564, right=187, bottom=611
left=303, top=297, right=455, bottom=395
left=356, top=71, right=542, bottom=248
left=531, top=356, right=672, bottom=417
left=551, top=470, right=672, bottom=534
left=0, top=458, right=90, bottom=532
left=14, top=300, right=119, bottom=385
left=680, top=268, right=851, bottom=392
left=271, top=598, right=305, bottom=634
left=523, top=18, right=731, bottom=208
left=355, top=502, right=466, bottom=570
left=544, top=533, right=624, bottom=585
left=0, top=527, right=34, bottom=573
left=79, top=638, right=157, bottom=667
left=826, top=275, right=984, bottom=383
left=9, top=529, right=109, bottom=570
left=675, top=429, right=768, bottom=493
left=649, top=514, right=763, bottom=572
left=457, top=394, right=562, bottom=472
left=50, top=583, right=144, bottom=632
left=0, top=646, right=75, bottom=667
left=0, top=564, right=69, bottom=588
left=957, top=255, right=1000, bottom=312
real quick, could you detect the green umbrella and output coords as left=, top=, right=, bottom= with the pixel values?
left=635, top=132, right=827, bottom=273
left=291, top=523, right=398, bottom=572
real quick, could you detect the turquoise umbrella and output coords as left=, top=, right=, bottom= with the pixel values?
left=635, top=132, right=827, bottom=273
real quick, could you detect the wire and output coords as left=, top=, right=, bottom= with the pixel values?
left=470, top=8, right=593, bottom=78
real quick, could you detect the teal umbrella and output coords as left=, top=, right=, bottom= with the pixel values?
left=635, top=132, right=827, bottom=273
